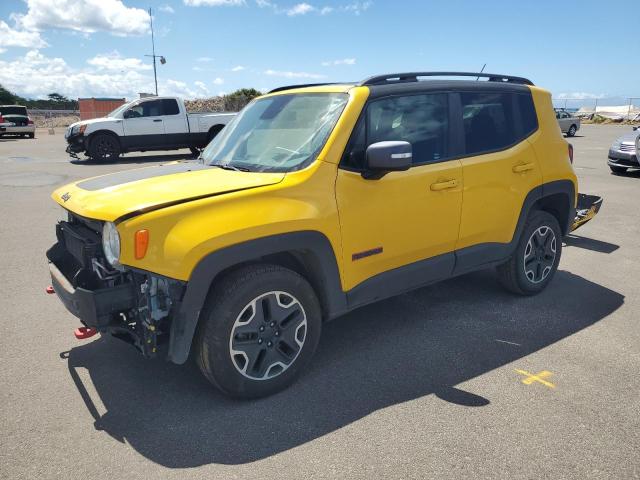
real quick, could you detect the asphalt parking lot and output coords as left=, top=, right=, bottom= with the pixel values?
left=1, top=125, right=639, bottom=480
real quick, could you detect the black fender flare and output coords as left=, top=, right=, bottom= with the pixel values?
left=167, top=231, right=346, bottom=364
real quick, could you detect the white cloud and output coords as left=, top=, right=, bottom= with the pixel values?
left=15, top=0, right=150, bottom=36
left=213, top=77, right=225, bottom=85
left=87, top=51, right=152, bottom=71
left=341, top=1, right=371, bottom=15
left=231, top=65, right=245, bottom=71
left=159, top=4, right=175, bottom=13
left=556, top=92, right=606, bottom=100
left=319, top=6, right=333, bottom=14
left=0, top=49, right=208, bottom=99
left=286, top=3, right=314, bottom=15
left=184, top=0, right=245, bottom=5
left=0, top=20, right=48, bottom=48
left=321, top=58, right=356, bottom=66
left=264, top=69, right=326, bottom=79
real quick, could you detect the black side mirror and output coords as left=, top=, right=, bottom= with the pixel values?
left=633, top=126, right=638, bottom=131
left=363, top=141, right=412, bottom=179
left=123, top=110, right=132, bottom=119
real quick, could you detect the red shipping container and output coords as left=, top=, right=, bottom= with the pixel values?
left=79, top=98, right=126, bottom=120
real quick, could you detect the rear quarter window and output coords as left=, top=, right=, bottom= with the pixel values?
left=516, top=93, right=538, bottom=137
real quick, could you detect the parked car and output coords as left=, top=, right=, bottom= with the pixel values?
left=0, top=105, right=35, bottom=138
left=554, top=108, right=580, bottom=137
left=47, top=72, right=601, bottom=398
left=608, top=126, right=639, bottom=173
left=65, top=96, right=236, bottom=161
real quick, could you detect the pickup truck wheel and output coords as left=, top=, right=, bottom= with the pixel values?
left=609, top=165, right=628, bottom=174
left=567, top=125, right=577, bottom=137
left=497, top=211, right=562, bottom=295
left=189, top=147, right=200, bottom=157
left=88, top=133, right=120, bottom=161
left=196, top=264, right=321, bottom=398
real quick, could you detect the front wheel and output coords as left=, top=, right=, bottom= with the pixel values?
left=196, top=264, right=322, bottom=398
left=497, top=211, right=562, bottom=295
left=567, top=125, right=577, bottom=137
left=88, top=133, right=120, bottom=161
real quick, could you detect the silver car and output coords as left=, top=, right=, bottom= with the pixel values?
left=0, top=105, right=35, bottom=138
left=555, top=109, right=580, bottom=137
left=608, top=126, right=639, bottom=174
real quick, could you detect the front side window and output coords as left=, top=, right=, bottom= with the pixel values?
left=201, top=93, right=348, bottom=173
left=342, top=93, right=449, bottom=169
left=460, top=92, right=516, bottom=155
left=125, top=100, right=164, bottom=118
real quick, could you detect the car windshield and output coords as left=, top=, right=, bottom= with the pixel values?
left=107, top=102, right=134, bottom=118
left=201, top=93, right=348, bottom=172
left=0, top=106, right=28, bottom=116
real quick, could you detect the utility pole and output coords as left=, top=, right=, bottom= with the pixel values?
left=145, top=8, right=166, bottom=96
left=150, top=8, right=157, bottom=96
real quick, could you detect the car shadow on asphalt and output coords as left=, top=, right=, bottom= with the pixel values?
left=70, top=153, right=196, bottom=165
left=61, top=269, right=623, bottom=467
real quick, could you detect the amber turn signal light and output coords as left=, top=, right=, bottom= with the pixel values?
left=134, top=230, right=149, bottom=259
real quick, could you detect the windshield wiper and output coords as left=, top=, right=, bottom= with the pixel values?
left=211, top=163, right=252, bottom=172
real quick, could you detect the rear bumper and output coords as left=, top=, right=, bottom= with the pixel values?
left=571, top=194, right=603, bottom=232
left=4, top=125, right=35, bottom=134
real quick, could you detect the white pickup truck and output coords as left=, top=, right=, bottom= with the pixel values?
left=65, top=96, right=236, bottom=160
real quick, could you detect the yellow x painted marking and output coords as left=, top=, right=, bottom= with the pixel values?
left=515, top=369, right=555, bottom=388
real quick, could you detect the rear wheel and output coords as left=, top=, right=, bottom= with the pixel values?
left=196, top=264, right=322, bottom=398
left=189, top=146, right=200, bottom=157
left=497, top=211, right=562, bottom=295
left=88, top=133, right=120, bottom=161
left=567, top=124, right=577, bottom=137
left=28, top=133, right=34, bottom=138
left=206, top=124, right=224, bottom=145
left=609, top=165, right=628, bottom=174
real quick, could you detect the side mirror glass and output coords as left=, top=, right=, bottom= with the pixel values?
left=363, top=141, right=412, bottom=179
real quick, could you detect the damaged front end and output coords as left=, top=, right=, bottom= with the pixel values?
left=46, top=213, right=185, bottom=357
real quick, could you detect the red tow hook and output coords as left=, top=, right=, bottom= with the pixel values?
left=74, top=327, right=97, bottom=340
left=45, top=285, right=55, bottom=294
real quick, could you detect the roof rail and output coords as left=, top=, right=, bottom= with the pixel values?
left=268, top=82, right=348, bottom=94
left=360, top=72, right=534, bottom=86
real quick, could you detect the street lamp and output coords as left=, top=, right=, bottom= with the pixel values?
left=145, top=8, right=166, bottom=96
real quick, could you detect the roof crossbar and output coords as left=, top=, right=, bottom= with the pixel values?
left=360, top=72, right=534, bottom=86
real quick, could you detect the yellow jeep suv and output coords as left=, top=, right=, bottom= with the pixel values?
left=47, top=72, right=601, bottom=398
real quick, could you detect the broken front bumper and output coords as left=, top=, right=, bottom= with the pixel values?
left=571, top=194, right=603, bottom=232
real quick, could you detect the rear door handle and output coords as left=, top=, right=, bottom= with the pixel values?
left=153, top=119, right=163, bottom=123
left=512, top=163, right=535, bottom=173
left=430, top=179, right=459, bottom=191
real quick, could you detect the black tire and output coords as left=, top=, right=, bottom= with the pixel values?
left=88, top=133, right=120, bottom=161
left=497, top=210, right=562, bottom=295
left=189, top=146, right=201, bottom=157
left=609, top=165, right=628, bottom=174
left=196, top=264, right=322, bottom=398
left=28, top=133, right=35, bottom=139
left=567, top=125, right=577, bottom=137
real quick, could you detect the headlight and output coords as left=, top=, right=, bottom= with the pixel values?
left=102, top=222, right=121, bottom=267
left=71, top=125, right=79, bottom=135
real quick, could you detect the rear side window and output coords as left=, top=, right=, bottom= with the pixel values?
left=342, top=93, right=449, bottom=169
left=460, top=92, right=516, bottom=155
left=517, top=94, right=538, bottom=136
left=162, top=99, right=180, bottom=115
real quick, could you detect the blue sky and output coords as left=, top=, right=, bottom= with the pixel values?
left=1, top=0, right=638, bottom=107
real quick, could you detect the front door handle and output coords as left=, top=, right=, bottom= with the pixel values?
left=430, top=179, right=459, bottom=191
left=512, top=163, right=535, bottom=173
left=152, top=119, right=163, bottom=122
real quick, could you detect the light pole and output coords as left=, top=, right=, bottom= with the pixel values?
left=146, top=8, right=166, bottom=96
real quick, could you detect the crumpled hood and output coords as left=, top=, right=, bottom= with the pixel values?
left=52, top=162, right=285, bottom=222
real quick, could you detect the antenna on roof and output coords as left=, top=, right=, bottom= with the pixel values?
left=476, top=64, right=486, bottom=81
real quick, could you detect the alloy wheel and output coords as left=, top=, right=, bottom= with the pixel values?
left=523, top=226, right=557, bottom=284
left=229, top=291, right=307, bottom=380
